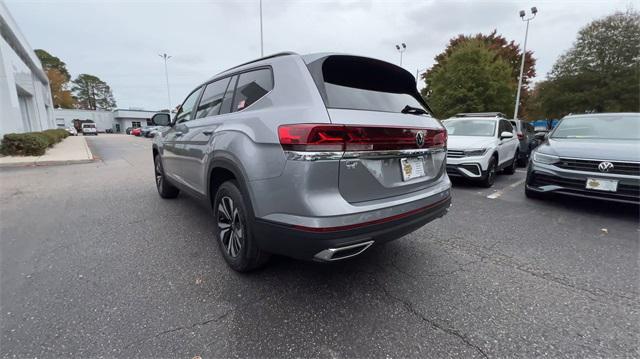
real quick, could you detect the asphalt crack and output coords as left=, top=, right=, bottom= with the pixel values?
left=122, top=294, right=267, bottom=351
left=364, top=268, right=489, bottom=358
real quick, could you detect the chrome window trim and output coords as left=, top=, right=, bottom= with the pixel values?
left=557, top=156, right=640, bottom=164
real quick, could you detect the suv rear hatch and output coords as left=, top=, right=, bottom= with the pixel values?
left=302, top=54, right=446, bottom=203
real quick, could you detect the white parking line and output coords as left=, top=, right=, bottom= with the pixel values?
left=487, top=179, right=526, bottom=199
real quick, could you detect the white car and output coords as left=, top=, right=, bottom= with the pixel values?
left=65, top=127, right=78, bottom=136
left=443, top=113, right=519, bottom=187
left=81, top=123, right=98, bottom=136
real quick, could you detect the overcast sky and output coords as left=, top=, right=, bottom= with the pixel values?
left=6, top=0, right=634, bottom=111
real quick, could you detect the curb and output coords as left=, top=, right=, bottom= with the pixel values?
left=0, top=137, right=96, bottom=168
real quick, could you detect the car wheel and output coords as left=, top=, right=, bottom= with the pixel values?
left=504, top=150, right=518, bottom=175
left=214, top=180, right=269, bottom=272
left=517, top=153, right=528, bottom=167
left=480, top=157, right=497, bottom=188
left=154, top=154, right=179, bottom=198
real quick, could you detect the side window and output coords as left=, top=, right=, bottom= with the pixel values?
left=175, top=87, right=203, bottom=124
left=196, top=78, right=231, bottom=119
left=219, top=75, right=238, bottom=116
left=231, top=68, right=273, bottom=112
left=499, top=120, right=514, bottom=134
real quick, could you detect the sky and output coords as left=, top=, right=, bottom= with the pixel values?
left=6, top=0, right=634, bottom=111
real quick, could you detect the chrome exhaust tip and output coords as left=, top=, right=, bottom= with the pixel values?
left=313, top=240, right=374, bottom=261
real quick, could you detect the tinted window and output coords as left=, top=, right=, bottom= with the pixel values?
left=196, top=78, right=231, bottom=119
left=499, top=120, right=513, bottom=135
left=220, top=75, right=238, bottom=115
left=314, top=55, right=428, bottom=114
left=175, top=87, right=203, bottom=124
left=232, top=69, right=273, bottom=112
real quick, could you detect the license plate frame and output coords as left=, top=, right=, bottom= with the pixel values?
left=400, top=157, right=426, bottom=181
left=585, top=177, right=618, bottom=192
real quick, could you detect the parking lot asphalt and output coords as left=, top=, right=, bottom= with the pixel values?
left=1, top=134, right=638, bottom=358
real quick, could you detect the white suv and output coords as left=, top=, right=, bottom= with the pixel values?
left=443, top=113, right=519, bottom=187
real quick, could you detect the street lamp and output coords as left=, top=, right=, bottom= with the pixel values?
left=395, top=43, right=406, bottom=67
left=259, top=0, right=264, bottom=57
left=513, top=7, right=537, bottom=120
left=159, top=53, right=172, bottom=111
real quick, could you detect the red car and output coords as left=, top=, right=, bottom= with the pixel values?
left=131, top=128, right=142, bottom=136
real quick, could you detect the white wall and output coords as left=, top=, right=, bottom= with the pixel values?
left=0, top=2, right=54, bottom=136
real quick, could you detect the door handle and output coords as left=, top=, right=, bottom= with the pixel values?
left=202, top=130, right=214, bottom=136
left=174, top=132, right=183, bottom=137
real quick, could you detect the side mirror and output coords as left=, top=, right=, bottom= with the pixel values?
left=151, top=113, right=171, bottom=126
left=534, top=132, right=547, bottom=140
left=500, top=131, right=514, bottom=139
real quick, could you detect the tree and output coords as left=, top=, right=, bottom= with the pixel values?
left=533, top=10, right=640, bottom=118
left=423, top=40, right=516, bottom=119
left=71, top=74, right=117, bottom=110
left=35, top=49, right=75, bottom=109
left=423, top=30, right=536, bottom=118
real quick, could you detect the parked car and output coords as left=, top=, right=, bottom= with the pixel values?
left=65, top=127, right=78, bottom=136
left=131, top=128, right=141, bottom=136
left=510, top=119, right=538, bottom=166
left=125, top=127, right=133, bottom=135
left=151, top=52, right=451, bottom=271
left=526, top=112, right=639, bottom=204
left=81, top=123, right=98, bottom=136
left=140, top=126, right=159, bottom=138
left=443, top=112, right=519, bottom=187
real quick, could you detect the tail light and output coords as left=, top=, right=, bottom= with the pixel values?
left=517, top=132, right=524, bottom=140
left=278, top=124, right=446, bottom=152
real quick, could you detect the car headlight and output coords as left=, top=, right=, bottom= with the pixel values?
left=532, top=151, right=559, bottom=164
left=464, top=148, right=487, bottom=157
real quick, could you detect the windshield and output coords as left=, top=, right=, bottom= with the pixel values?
left=443, top=119, right=496, bottom=137
left=552, top=114, right=639, bottom=140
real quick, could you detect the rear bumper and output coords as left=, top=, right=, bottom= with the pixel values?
left=253, top=194, right=451, bottom=260
left=526, top=163, right=640, bottom=204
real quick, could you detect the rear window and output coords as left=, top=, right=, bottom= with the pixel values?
left=307, top=55, right=429, bottom=114
left=232, top=68, right=273, bottom=112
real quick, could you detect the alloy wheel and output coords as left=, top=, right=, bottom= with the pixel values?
left=217, top=196, right=243, bottom=258
left=155, top=159, right=163, bottom=189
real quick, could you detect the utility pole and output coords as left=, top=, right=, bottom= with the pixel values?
left=260, top=0, right=264, bottom=57
left=159, top=53, right=172, bottom=111
left=514, top=7, right=537, bottom=119
left=395, top=43, right=406, bottom=66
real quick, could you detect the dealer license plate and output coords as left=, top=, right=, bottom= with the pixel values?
left=585, top=178, right=618, bottom=192
left=400, top=157, right=426, bottom=181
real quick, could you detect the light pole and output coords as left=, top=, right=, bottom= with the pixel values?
left=259, top=0, right=264, bottom=57
left=159, top=53, right=172, bottom=110
left=513, top=7, right=537, bottom=120
left=395, top=43, right=406, bottom=67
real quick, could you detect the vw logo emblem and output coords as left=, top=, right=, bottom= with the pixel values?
left=416, top=131, right=425, bottom=148
left=598, top=161, right=614, bottom=172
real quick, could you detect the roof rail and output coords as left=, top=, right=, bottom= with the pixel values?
left=455, top=112, right=506, bottom=118
left=218, top=52, right=298, bottom=75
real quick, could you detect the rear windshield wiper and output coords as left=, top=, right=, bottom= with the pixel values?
left=401, top=105, right=428, bottom=115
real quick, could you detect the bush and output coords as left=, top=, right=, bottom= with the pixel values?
left=0, top=128, right=70, bottom=156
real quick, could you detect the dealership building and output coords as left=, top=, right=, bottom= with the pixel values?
left=0, top=2, right=55, bottom=136
left=53, top=108, right=160, bottom=133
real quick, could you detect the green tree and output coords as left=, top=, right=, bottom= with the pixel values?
left=71, top=74, right=117, bottom=110
left=533, top=10, right=640, bottom=118
left=423, top=30, right=536, bottom=118
left=423, top=40, right=516, bottom=119
left=35, top=49, right=75, bottom=109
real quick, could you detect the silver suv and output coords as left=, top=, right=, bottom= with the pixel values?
left=151, top=52, right=451, bottom=271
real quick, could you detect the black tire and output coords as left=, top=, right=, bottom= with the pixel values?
left=480, top=157, right=497, bottom=188
left=214, top=180, right=269, bottom=272
left=154, top=154, right=179, bottom=199
left=517, top=153, right=528, bottom=167
left=504, top=150, right=518, bottom=175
